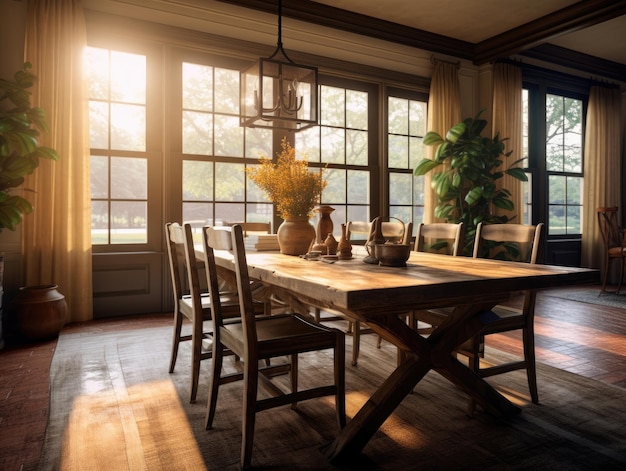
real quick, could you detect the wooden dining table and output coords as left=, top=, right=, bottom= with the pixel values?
left=207, top=244, right=599, bottom=465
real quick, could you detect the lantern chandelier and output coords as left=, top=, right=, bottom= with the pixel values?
left=240, top=0, right=319, bottom=131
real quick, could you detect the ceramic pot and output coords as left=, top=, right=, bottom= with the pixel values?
left=314, top=205, right=335, bottom=244
left=277, top=217, right=316, bottom=256
left=13, top=285, right=68, bottom=341
left=337, top=223, right=352, bottom=260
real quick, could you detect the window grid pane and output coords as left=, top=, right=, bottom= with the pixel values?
left=86, top=46, right=148, bottom=245
left=387, top=94, right=427, bottom=235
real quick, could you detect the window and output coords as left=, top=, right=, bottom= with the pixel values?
left=296, top=79, right=377, bottom=227
left=387, top=89, right=428, bottom=232
left=545, top=94, right=583, bottom=235
left=180, top=60, right=274, bottom=229
left=523, top=84, right=585, bottom=236
left=86, top=47, right=149, bottom=245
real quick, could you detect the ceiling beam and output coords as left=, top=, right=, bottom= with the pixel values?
left=521, top=44, right=626, bottom=84
left=474, top=0, right=626, bottom=64
left=214, top=0, right=474, bottom=60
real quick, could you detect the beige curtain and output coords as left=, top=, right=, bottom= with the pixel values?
left=581, top=85, right=622, bottom=269
left=23, top=0, right=92, bottom=322
left=424, top=60, right=461, bottom=223
left=491, top=63, right=523, bottom=223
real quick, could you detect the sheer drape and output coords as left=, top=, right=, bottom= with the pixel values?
left=23, top=0, right=92, bottom=321
left=424, top=61, right=461, bottom=223
left=492, top=63, right=523, bottom=223
left=581, top=85, right=622, bottom=269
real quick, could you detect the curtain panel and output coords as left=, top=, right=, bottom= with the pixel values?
left=23, top=0, right=92, bottom=321
left=424, top=60, right=461, bottom=223
left=581, top=85, right=622, bottom=269
left=491, top=62, right=523, bottom=224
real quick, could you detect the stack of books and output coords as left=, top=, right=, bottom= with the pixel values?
left=244, top=234, right=280, bottom=251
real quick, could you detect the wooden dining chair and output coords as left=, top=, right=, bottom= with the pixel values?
left=315, top=218, right=412, bottom=365
left=596, top=207, right=626, bottom=294
left=165, top=222, right=241, bottom=403
left=461, top=222, right=545, bottom=415
left=203, top=224, right=346, bottom=470
left=414, top=221, right=464, bottom=255
left=410, top=222, right=464, bottom=333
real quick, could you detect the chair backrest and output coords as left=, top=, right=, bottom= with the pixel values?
left=202, top=225, right=235, bottom=328
left=414, top=222, right=464, bottom=255
left=182, top=223, right=207, bottom=314
left=165, top=222, right=188, bottom=300
left=381, top=219, right=413, bottom=245
left=223, top=221, right=271, bottom=236
left=346, top=221, right=371, bottom=243
left=230, top=224, right=260, bottom=349
left=473, top=222, right=544, bottom=264
left=346, top=219, right=413, bottom=245
left=597, top=207, right=624, bottom=250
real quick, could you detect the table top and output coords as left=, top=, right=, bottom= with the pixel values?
left=211, top=247, right=599, bottom=316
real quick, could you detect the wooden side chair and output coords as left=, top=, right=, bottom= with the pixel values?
left=203, top=224, right=346, bottom=470
left=461, top=222, right=544, bottom=415
left=414, top=222, right=464, bottom=255
left=165, top=222, right=241, bottom=403
left=316, top=218, right=412, bottom=365
left=596, top=207, right=626, bottom=294
left=410, top=222, right=464, bottom=333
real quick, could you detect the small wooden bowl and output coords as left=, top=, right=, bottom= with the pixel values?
left=374, top=243, right=411, bottom=267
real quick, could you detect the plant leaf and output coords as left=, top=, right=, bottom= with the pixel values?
left=505, top=167, right=528, bottom=181
left=423, top=131, right=444, bottom=146
left=413, top=159, right=440, bottom=176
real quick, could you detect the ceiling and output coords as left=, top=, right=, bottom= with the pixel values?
left=216, top=0, right=626, bottom=82
left=311, top=0, right=626, bottom=64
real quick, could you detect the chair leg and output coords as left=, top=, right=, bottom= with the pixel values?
left=617, top=258, right=625, bottom=295
left=189, top=317, right=203, bottom=403
left=205, top=342, right=224, bottom=430
left=335, top=334, right=347, bottom=429
left=466, top=337, right=481, bottom=417
left=601, top=259, right=611, bottom=293
left=290, top=353, right=298, bottom=410
left=169, top=308, right=183, bottom=373
left=523, top=327, right=539, bottom=404
left=352, top=321, right=360, bottom=366
left=241, top=356, right=259, bottom=470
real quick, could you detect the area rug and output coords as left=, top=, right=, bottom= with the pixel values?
left=542, top=286, right=626, bottom=309
left=37, top=322, right=626, bottom=470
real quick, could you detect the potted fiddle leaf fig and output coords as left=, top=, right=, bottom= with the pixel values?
left=414, top=111, right=527, bottom=255
left=0, top=62, right=59, bottom=231
left=1, top=63, right=61, bottom=346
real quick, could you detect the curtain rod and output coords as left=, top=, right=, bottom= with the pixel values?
left=430, top=55, right=460, bottom=69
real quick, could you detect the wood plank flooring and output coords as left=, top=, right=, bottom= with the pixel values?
left=1, top=285, right=625, bottom=471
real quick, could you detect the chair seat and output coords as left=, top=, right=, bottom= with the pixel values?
left=479, top=305, right=525, bottom=332
left=179, top=293, right=244, bottom=320
left=221, top=314, right=339, bottom=358
left=608, top=246, right=626, bottom=257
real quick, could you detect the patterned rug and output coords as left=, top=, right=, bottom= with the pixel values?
left=38, top=321, right=626, bottom=470
left=542, top=286, right=626, bottom=309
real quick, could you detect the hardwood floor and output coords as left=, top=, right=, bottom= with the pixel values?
left=1, top=285, right=625, bottom=470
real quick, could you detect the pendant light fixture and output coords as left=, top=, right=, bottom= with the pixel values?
left=240, top=0, right=318, bottom=131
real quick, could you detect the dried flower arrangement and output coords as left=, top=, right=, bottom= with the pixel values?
left=247, top=137, right=327, bottom=219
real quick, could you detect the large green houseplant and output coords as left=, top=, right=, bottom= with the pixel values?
left=414, top=111, right=527, bottom=255
left=0, top=62, right=59, bottom=231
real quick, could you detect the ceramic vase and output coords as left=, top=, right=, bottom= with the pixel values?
left=277, top=217, right=316, bottom=256
left=314, top=205, right=335, bottom=244
left=337, top=223, right=352, bottom=260
left=12, top=284, right=68, bottom=341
